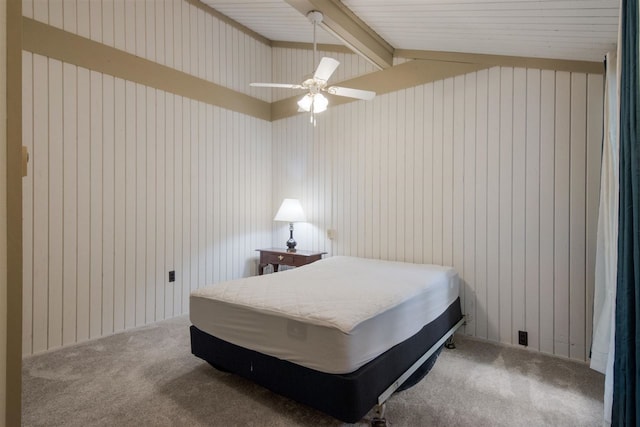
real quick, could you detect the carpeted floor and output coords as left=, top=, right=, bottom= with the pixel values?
left=22, top=316, right=604, bottom=426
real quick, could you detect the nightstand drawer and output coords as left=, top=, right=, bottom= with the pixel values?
left=256, top=248, right=327, bottom=275
left=262, top=252, right=295, bottom=265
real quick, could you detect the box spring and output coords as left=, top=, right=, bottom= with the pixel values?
left=190, top=297, right=462, bottom=423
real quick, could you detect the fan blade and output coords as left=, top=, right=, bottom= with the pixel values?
left=313, top=57, right=340, bottom=82
left=250, top=83, right=304, bottom=89
left=327, top=86, right=376, bottom=101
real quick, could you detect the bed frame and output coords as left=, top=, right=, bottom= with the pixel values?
left=191, top=297, right=463, bottom=424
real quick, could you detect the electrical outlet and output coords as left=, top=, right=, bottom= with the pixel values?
left=169, top=271, right=175, bottom=282
left=518, top=330, right=528, bottom=347
left=327, top=229, right=336, bottom=240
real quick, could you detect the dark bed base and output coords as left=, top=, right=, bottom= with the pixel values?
left=190, top=297, right=462, bottom=423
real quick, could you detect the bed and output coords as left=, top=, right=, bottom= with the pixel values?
left=190, top=256, right=463, bottom=423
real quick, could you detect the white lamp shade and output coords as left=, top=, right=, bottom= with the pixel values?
left=297, top=94, right=313, bottom=112
left=313, top=93, right=328, bottom=113
left=274, top=198, right=306, bottom=223
left=297, top=93, right=329, bottom=114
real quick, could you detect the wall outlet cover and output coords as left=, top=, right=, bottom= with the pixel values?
left=518, top=330, right=528, bottom=347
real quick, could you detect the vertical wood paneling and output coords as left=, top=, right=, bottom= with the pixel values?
left=499, top=67, right=513, bottom=345
left=23, top=0, right=33, bottom=18
left=76, top=67, right=91, bottom=343
left=173, top=96, right=183, bottom=317
left=432, top=81, right=444, bottom=265
left=135, top=84, right=147, bottom=326
left=113, top=77, right=126, bottom=333
left=371, top=96, right=381, bottom=260
left=62, top=0, right=76, bottom=32
left=48, top=58, right=64, bottom=349
left=102, top=0, right=115, bottom=47
left=102, top=75, right=115, bottom=336
left=49, top=0, right=63, bottom=29
left=387, top=93, right=397, bottom=261
left=89, top=71, right=103, bottom=339
left=452, top=74, right=465, bottom=333
left=539, top=70, right=556, bottom=355
left=165, top=93, right=175, bottom=318
left=205, top=104, right=214, bottom=284
left=554, top=71, right=571, bottom=358
left=135, top=1, right=146, bottom=58
left=89, top=0, right=102, bottom=43
left=25, top=0, right=271, bottom=101
left=146, top=88, right=156, bottom=324
left=23, top=63, right=272, bottom=355
left=156, top=91, right=166, bottom=321
left=32, top=0, right=47, bottom=24
left=404, top=90, right=414, bottom=263
left=525, top=69, right=541, bottom=351
left=512, top=68, right=526, bottom=345
left=272, top=65, right=603, bottom=362
left=486, top=67, right=501, bottom=343
left=423, top=84, right=433, bottom=264
left=190, top=101, right=199, bottom=292
left=181, top=1, right=190, bottom=74
left=471, top=70, right=485, bottom=338
left=379, top=100, right=389, bottom=260
left=172, top=0, right=182, bottom=72
left=146, top=0, right=156, bottom=64
left=442, top=79, right=454, bottom=267
left=32, top=54, right=49, bottom=353
left=181, top=97, right=190, bottom=313
left=76, top=0, right=90, bottom=39
left=124, top=80, right=136, bottom=330
left=114, top=1, right=125, bottom=51
left=412, top=87, right=424, bottom=263
left=569, top=73, right=587, bottom=360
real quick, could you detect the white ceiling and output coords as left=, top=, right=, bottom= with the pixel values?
left=202, top=0, right=619, bottom=62
left=202, top=1, right=340, bottom=44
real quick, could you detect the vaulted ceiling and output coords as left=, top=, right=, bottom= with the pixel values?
left=201, top=0, right=619, bottom=63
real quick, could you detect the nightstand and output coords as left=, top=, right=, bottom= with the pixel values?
left=256, top=248, right=327, bottom=275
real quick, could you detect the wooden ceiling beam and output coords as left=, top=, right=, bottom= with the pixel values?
left=284, top=0, right=394, bottom=69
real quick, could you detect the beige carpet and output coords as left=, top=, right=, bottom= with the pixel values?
left=22, top=316, right=604, bottom=426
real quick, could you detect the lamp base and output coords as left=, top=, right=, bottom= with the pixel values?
left=286, top=223, right=297, bottom=252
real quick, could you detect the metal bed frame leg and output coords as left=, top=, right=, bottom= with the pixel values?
left=371, top=403, right=387, bottom=427
left=444, top=335, right=456, bottom=349
left=371, top=317, right=465, bottom=426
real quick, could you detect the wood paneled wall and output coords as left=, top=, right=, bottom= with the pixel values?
left=273, top=66, right=603, bottom=362
left=20, top=2, right=604, bottom=363
left=22, top=0, right=272, bottom=102
left=22, top=50, right=272, bottom=355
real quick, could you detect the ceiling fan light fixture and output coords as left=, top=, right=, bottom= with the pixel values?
left=249, top=8, right=375, bottom=125
left=313, top=93, right=328, bottom=113
left=297, top=94, right=313, bottom=112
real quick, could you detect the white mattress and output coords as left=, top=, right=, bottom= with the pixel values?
left=190, top=256, right=459, bottom=374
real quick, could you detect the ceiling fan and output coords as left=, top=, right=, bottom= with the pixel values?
left=250, top=11, right=376, bottom=124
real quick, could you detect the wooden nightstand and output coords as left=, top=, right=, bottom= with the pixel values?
left=256, top=248, right=327, bottom=275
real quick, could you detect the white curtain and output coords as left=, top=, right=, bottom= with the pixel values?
left=590, top=50, right=619, bottom=425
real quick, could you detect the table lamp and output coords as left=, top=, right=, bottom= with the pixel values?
left=274, top=198, right=306, bottom=252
